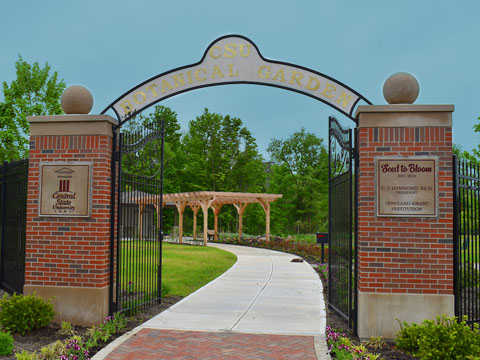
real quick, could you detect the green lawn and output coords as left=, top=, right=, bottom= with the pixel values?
left=120, top=242, right=237, bottom=298
left=162, top=243, right=237, bottom=296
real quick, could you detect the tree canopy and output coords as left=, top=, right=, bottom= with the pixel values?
left=267, top=128, right=329, bottom=234
left=122, top=109, right=329, bottom=236
left=0, top=56, right=65, bottom=161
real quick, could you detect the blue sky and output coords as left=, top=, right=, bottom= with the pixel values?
left=0, top=0, right=478, bottom=157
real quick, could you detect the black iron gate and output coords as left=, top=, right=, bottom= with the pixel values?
left=453, top=155, right=480, bottom=326
left=110, top=119, right=165, bottom=314
left=328, top=116, right=357, bottom=332
left=0, top=159, right=28, bottom=294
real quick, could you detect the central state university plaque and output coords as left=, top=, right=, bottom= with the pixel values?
left=376, top=158, right=437, bottom=217
left=39, top=162, right=92, bottom=217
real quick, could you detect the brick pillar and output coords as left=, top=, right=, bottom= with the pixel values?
left=24, top=114, right=117, bottom=326
left=356, top=104, right=454, bottom=339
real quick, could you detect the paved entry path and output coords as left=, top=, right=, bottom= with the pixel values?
left=93, top=244, right=329, bottom=359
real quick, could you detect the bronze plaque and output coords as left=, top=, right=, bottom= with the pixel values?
left=376, top=158, right=437, bottom=217
left=39, top=162, right=92, bottom=217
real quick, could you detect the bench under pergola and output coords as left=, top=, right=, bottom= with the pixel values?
left=131, top=191, right=282, bottom=245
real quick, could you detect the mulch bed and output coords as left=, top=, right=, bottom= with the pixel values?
left=314, top=266, right=417, bottom=360
left=1, top=296, right=183, bottom=359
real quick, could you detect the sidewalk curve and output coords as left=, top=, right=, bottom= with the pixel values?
left=94, top=243, right=329, bottom=359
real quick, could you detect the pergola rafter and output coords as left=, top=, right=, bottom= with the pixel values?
left=126, top=191, right=282, bottom=245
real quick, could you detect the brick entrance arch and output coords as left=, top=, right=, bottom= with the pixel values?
left=22, top=37, right=454, bottom=337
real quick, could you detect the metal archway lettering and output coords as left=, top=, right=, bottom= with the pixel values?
left=102, top=35, right=371, bottom=126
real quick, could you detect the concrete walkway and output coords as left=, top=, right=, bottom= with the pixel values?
left=93, top=243, right=329, bottom=359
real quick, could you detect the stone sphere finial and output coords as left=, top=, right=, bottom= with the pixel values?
left=61, top=85, right=94, bottom=114
left=383, top=72, right=419, bottom=104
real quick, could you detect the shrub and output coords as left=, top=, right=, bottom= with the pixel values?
left=15, top=314, right=127, bottom=360
left=38, top=340, right=66, bottom=360
left=84, top=314, right=126, bottom=349
left=326, top=326, right=380, bottom=360
left=395, top=320, right=422, bottom=354
left=0, top=330, right=14, bottom=356
left=217, top=236, right=327, bottom=263
left=317, top=263, right=328, bottom=280
left=58, top=321, right=76, bottom=337
left=396, top=315, right=480, bottom=360
left=15, top=350, right=37, bottom=360
left=61, top=336, right=89, bottom=360
left=363, top=336, right=386, bottom=350
left=0, top=293, right=55, bottom=335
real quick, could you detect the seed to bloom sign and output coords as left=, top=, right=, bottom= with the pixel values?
left=376, top=158, right=437, bottom=217
left=39, top=162, right=92, bottom=217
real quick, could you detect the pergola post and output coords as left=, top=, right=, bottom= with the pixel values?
left=212, top=204, right=223, bottom=241
left=175, top=201, right=187, bottom=244
left=199, top=200, right=210, bottom=246
left=258, top=199, right=271, bottom=242
left=233, top=203, right=248, bottom=241
left=190, top=204, right=200, bottom=240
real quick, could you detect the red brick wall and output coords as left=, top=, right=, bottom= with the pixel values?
left=357, top=126, right=453, bottom=295
left=25, top=135, right=113, bottom=288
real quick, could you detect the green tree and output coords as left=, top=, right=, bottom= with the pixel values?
left=453, top=143, right=479, bottom=165
left=182, top=108, right=265, bottom=193
left=182, top=109, right=223, bottom=191
left=182, top=109, right=266, bottom=233
left=455, top=116, right=480, bottom=165
left=0, top=56, right=65, bottom=161
left=267, top=128, right=328, bottom=234
left=120, top=107, right=267, bottom=235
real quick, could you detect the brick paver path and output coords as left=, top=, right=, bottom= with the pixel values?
left=104, top=329, right=318, bottom=360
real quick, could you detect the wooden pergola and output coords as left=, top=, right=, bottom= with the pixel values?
left=129, top=191, right=282, bottom=245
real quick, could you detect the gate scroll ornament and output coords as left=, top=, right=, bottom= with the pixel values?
left=120, top=121, right=164, bottom=178
left=329, top=117, right=353, bottom=176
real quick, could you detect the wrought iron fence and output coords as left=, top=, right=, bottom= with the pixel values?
left=112, top=121, right=165, bottom=315
left=454, top=155, right=480, bottom=326
left=0, top=159, right=28, bottom=294
left=328, top=116, right=356, bottom=332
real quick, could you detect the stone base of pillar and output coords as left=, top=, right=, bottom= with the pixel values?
left=357, top=291, right=454, bottom=340
left=24, top=285, right=109, bottom=326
